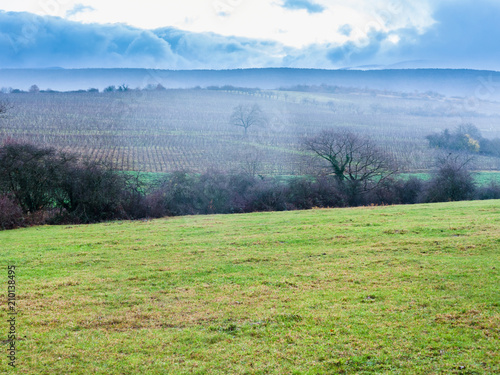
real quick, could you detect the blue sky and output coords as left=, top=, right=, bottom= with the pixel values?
left=0, top=0, right=499, bottom=70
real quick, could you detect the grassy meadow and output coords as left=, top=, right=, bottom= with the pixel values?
left=1, top=200, right=499, bottom=374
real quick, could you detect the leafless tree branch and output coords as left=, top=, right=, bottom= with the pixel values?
left=230, top=104, right=266, bottom=135
left=302, top=128, right=398, bottom=193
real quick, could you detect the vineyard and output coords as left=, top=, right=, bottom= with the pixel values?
left=1, top=87, right=500, bottom=175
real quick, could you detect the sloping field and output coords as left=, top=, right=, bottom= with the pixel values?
left=2, top=89, right=500, bottom=175
left=1, top=201, right=499, bottom=374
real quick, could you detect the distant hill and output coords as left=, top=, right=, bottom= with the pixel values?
left=1, top=68, right=500, bottom=99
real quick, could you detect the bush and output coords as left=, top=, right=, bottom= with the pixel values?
left=143, top=190, right=169, bottom=218
left=285, top=178, right=316, bottom=210
left=244, top=179, right=288, bottom=212
left=366, top=180, right=397, bottom=206
left=475, top=181, right=500, bottom=200
left=119, top=173, right=151, bottom=220
left=285, top=176, right=346, bottom=209
left=383, top=177, right=425, bottom=205
left=196, top=171, right=232, bottom=214
left=55, top=160, right=130, bottom=223
left=0, top=142, right=75, bottom=213
left=0, top=195, right=24, bottom=230
left=154, top=171, right=198, bottom=216
left=400, top=177, right=425, bottom=204
left=148, top=171, right=261, bottom=216
left=313, top=177, right=348, bottom=208
left=1, top=141, right=497, bottom=230
left=227, top=173, right=258, bottom=213
left=424, top=158, right=476, bottom=202
left=368, top=177, right=425, bottom=206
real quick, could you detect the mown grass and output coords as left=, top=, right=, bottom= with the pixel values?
left=1, top=201, right=499, bottom=374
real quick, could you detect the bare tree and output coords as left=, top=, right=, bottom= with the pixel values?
left=230, top=104, right=266, bottom=135
left=302, top=129, right=398, bottom=200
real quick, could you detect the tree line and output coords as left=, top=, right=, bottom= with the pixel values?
left=1, top=132, right=499, bottom=230
left=426, top=124, right=500, bottom=157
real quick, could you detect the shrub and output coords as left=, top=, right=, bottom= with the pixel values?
left=196, top=171, right=232, bottom=214
left=384, top=177, right=425, bottom=205
left=227, top=173, right=258, bottom=213
left=143, top=190, right=169, bottom=218
left=367, top=179, right=400, bottom=206
left=313, top=176, right=348, bottom=208
left=285, top=177, right=346, bottom=209
left=244, top=179, right=288, bottom=212
left=155, top=171, right=198, bottom=216
left=285, top=178, right=316, bottom=210
left=0, top=142, right=75, bottom=213
left=0, top=195, right=24, bottom=230
left=475, top=181, right=500, bottom=200
left=55, top=160, right=130, bottom=223
left=424, top=157, right=476, bottom=202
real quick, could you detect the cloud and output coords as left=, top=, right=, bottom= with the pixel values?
left=326, top=29, right=390, bottom=67
left=0, top=11, right=283, bottom=69
left=0, top=11, right=181, bottom=69
left=154, top=28, right=284, bottom=69
left=1, top=0, right=500, bottom=71
left=281, top=0, right=325, bottom=14
left=338, top=24, right=352, bottom=37
left=321, top=0, right=500, bottom=69
left=66, top=4, right=95, bottom=18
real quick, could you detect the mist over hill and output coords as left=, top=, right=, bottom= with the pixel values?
left=1, top=68, right=500, bottom=100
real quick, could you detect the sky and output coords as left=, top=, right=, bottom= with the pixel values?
left=0, top=0, right=499, bottom=70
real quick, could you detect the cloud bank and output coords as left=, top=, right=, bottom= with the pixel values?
left=0, top=11, right=287, bottom=69
left=0, top=0, right=499, bottom=70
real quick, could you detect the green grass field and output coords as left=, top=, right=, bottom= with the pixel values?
left=400, top=171, right=500, bottom=185
left=1, top=201, right=499, bottom=374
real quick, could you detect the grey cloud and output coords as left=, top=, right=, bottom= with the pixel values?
left=1, top=0, right=500, bottom=71
left=0, top=11, right=283, bottom=69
